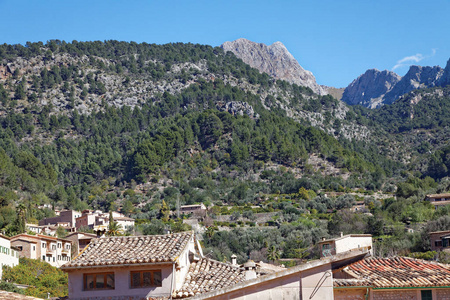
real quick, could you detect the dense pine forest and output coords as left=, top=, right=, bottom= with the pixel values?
left=0, top=40, right=449, bottom=263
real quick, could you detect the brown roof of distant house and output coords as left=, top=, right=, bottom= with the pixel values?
left=173, top=258, right=245, bottom=298
left=61, top=231, right=193, bottom=269
left=334, top=256, right=450, bottom=288
left=10, top=233, right=71, bottom=243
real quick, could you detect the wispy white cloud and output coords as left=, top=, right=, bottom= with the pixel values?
left=392, top=49, right=437, bottom=71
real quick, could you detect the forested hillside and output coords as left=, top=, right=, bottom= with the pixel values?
left=0, top=40, right=449, bottom=262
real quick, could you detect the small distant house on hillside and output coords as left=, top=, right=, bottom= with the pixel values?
left=425, top=193, right=450, bottom=209
left=317, top=234, right=372, bottom=258
left=180, top=204, right=207, bottom=215
left=430, top=230, right=450, bottom=252
left=10, top=234, right=72, bottom=268
left=26, top=223, right=75, bottom=236
left=0, top=235, right=20, bottom=279
left=75, top=210, right=134, bottom=233
left=39, top=210, right=81, bottom=228
left=64, top=232, right=98, bottom=255
left=333, top=256, right=450, bottom=300
left=349, top=201, right=366, bottom=213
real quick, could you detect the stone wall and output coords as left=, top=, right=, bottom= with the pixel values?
left=373, top=290, right=417, bottom=300
left=437, top=289, right=450, bottom=300
left=334, top=288, right=366, bottom=300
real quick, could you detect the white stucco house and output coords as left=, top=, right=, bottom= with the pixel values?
left=0, top=234, right=20, bottom=279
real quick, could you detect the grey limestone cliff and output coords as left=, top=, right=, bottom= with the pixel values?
left=342, top=61, right=450, bottom=108
left=221, top=38, right=326, bottom=95
left=341, top=69, right=401, bottom=107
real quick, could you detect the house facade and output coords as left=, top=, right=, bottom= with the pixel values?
left=64, top=232, right=98, bottom=255
left=61, top=231, right=199, bottom=300
left=180, top=204, right=207, bottom=215
left=39, top=210, right=81, bottom=227
left=430, top=230, right=450, bottom=252
left=0, top=234, right=20, bottom=279
left=75, top=210, right=135, bottom=233
left=317, top=234, right=373, bottom=258
left=10, top=234, right=72, bottom=268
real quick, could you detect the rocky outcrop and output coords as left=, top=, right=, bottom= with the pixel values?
left=438, top=59, right=450, bottom=87
left=382, top=65, right=443, bottom=105
left=343, top=63, right=449, bottom=108
left=221, top=38, right=326, bottom=95
left=341, top=69, right=401, bottom=107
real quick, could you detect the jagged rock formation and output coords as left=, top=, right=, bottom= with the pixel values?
left=382, top=65, right=444, bottom=106
left=221, top=38, right=326, bottom=95
left=342, top=59, right=450, bottom=108
left=342, top=69, right=401, bottom=107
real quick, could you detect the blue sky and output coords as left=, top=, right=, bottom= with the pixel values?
left=1, top=0, right=449, bottom=87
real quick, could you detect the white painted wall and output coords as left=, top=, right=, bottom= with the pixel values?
left=335, top=236, right=373, bottom=256
left=0, top=236, right=19, bottom=279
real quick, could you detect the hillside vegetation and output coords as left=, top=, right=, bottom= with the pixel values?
left=0, top=40, right=449, bottom=262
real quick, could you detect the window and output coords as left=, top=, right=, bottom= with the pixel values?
left=84, top=273, right=115, bottom=290
left=58, top=243, right=61, bottom=248
left=42, top=255, right=45, bottom=261
left=32, top=246, right=35, bottom=251
left=42, top=243, right=46, bottom=248
left=443, top=238, right=449, bottom=248
left=421, top=290, right=432, bottom=300
left=435, top=241, right=442, bottom=247
left=130, top=270, right=162, bottom=288
left=52, top=244, right=56, bottom=250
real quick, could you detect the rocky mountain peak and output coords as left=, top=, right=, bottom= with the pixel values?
left=342, top=61, right=449, bottom=108
left=221, top=38, right=326, bottom=95
left=341, top=69, right=401, bottom=107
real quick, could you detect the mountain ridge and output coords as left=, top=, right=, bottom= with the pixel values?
left=342, top=61, right=450, bottom=108
left=221, top=38, right=326, bottom=95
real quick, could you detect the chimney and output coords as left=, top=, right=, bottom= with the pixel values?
left=244, top=260, right=256, bottom=280
left=231, top=254, right=237, bottom=266
left=340, top=232, right=344, bottom=237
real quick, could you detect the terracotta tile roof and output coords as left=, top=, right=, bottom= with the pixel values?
left=173, top=258, right=245, bottom=298
left=334, top=278, right=372, bottom=287
left=61, top=231, right=193, bottom=269
left=335, top=257, right=450, bottom=288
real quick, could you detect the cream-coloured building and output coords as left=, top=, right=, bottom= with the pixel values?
left=10, top=234, right=72, bottom=268
left=317, top=234, right=373, bottom=258
left=75, top=210, right=134, bottom=233
left=0, top=234, right=20, bottom=279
